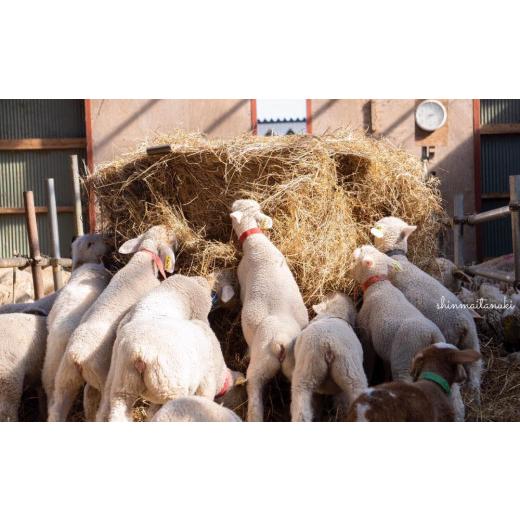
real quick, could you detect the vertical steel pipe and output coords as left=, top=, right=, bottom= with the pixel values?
left=23, top=191, right=44, bottom=300
left=509, top=175, right=520, bottom=285
left=47, top=178, right=63, bottom=290
left=453, top=193, right=465, bottom=267
left=70, top=154, right=84, bottom=237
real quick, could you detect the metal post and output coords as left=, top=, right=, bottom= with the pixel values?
left=23, top=191, right=44, bottom=300
left=509, top=175, right=520, bottom=285
left=47, top=178, right=63, bottom=290
left=453, top=193, right=464, bottom=267
left=70, top=154, right=84, bottom=237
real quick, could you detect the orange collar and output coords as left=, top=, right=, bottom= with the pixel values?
left=239, top=227, right=263, bottom=247
left=361, top=275, right=388, bottom=293
left=139, top=248, right=167, bottom=280
left=216, top=370, right=233, bottom=398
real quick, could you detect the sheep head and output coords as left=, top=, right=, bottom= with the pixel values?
left=230, top=199, right=273, bottom=235
left=370, top=216, right=416, bottom=254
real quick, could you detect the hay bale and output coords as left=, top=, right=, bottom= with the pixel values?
left=86, top=129, right=445, bottom=305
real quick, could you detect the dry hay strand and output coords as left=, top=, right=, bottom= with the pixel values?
left=86, top=129, right=444, bottom=304
left=465, top=335, right=520, bottom=422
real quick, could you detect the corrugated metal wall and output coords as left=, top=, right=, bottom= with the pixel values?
left=480, top=100, right=520, bottom=258
left=480, top=199, right=513, bottom=258
left=0, top=100, right=85, bottom=258
left=481, top=134, right=520, bottom=194
left=0, top=100, right=85, bottom=139
left=481, top=100, right=520, bottom=125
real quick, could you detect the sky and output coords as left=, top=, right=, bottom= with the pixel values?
left=256, top=99, right=306, bottom=121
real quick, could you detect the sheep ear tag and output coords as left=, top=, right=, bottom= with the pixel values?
left=259, top=215, right=273, bottom=229
left=235, top=375, right=247, bottom=386
left=158, top=245, right=175, bottom=273
left=164, top=255, right=173, bottom=272
left=391, top=260, right=403, bottom=272
left=370, top=226, right=384, bottom=238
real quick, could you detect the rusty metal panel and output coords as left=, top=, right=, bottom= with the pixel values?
left=0, top=100, right=85, bottom=139
left=0, top=149, right=85, bottom=258
left=481, top=99, right=520, bottom=125
left=481, top=134, right=520, bottom=194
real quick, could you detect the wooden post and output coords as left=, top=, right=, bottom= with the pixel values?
left=23, top=191, right=44, bottom=300
left=47, top=178, right=63, bottom=290
left=453, top=193, right=465, bottom=268
left=509, top=175, right=520, bottom=286
left=70, top=154, right=84, bottom=236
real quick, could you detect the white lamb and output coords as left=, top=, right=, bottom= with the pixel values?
left=353, top=245, right=465, bottom=420
left=101, top=274, right=243, bottom=421
left=289, top=291, right=367, bottom=422
left=48, top=225, right=176, bottom=421
left=371, top=216, right=482, bottom=403
left=431, top=257, right=472, bottom=293
left=43, top=234, right=112, bottom=418
left=0, top=313, right=47, bottom=421
left=230, top=199, right=309, bottom=421
left=152, top=396, right=242, bottom=422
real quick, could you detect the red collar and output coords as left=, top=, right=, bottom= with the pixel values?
left=139, top=248, right=167, bottom=280
left=361, top=275, right=388, bottom=293
left=239, top=227, right=263, bottom=247
left=216, top=370, right=233, bottom=398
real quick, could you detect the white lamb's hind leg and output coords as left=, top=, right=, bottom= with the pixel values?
left=83, top=384, right=101, bottom=422
left=290, top=383, right=314, bottom=422
left=48, top=355, right=84, bottom=422
left=107, top=360, right=145, bottom=422
left=246, top=352, right=280, bottom=422
left=451, top=383, right=465, bottom=422
left=290, top=358, right=321, bottom=422
left=0, top=374, right=24, bottom=422
left=330, top=360, right=367, bottom=420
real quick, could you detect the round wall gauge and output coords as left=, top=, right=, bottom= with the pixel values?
left=415, top=99, right=447, bottom=132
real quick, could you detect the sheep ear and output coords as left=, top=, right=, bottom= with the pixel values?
left=370, top=226, right=384, bottom=238
left=230, top=210, right=243, bottom=224
left=220, top=285, right=235, bottom=303
left=454, top=364, right=467, bottom=383
left=258, top=213, right=273, bottom=229
left=158, top=244, right=175, bottom=273
left=312, top=302, right=326, bottom=315
left=118, top=236, right=142, bottom=254
left=410, top=351, right=424, bottom=380
left=402, top=225, right=417, bottom=239
left=449, top=349, right=482, bottom=365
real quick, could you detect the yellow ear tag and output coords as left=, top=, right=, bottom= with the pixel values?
left=259, top=216, right=272, bottom=230
left=235, top=375, right=247, bottom=386
left=371, top=226, right=384, bottom=238
left=164, top=255, right=173, bottom=272
left=392, top=260, right=402, bottom=272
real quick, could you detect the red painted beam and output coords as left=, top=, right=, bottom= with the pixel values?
left=84, top=99, right=97, bottom=232
left=473, top=99, right=482, bottom=260
left=250, top=99, right=258, bottom=135
left=306, top=99, right=312, bottom=134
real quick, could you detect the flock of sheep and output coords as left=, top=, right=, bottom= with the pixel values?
left=0, top=198, right=483, bottom=421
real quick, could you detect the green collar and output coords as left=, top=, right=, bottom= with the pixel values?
left=419, top=371, right=451, bottom=395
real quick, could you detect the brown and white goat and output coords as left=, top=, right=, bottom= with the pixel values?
left=346, top=343, right=481, bottom=422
